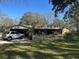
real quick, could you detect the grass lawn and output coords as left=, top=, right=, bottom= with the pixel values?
left=0, top=38, right=79, bottom=59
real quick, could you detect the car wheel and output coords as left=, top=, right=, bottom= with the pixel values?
left=3, top=38, right=7, bottom=41
left=7, top=37, right=13, bottom=41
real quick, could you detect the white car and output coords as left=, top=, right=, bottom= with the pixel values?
left=2, top=31, right=25, bottom=41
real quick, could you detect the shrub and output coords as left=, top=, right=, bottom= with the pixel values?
left=64, top=31, right=78, bottom=41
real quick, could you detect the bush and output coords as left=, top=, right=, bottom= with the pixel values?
left=64, top=31, right=78, bottom=41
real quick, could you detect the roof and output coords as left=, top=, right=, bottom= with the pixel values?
left=34, top=26, right=62, bottom=29
left=6, top=25, right=32, bottom=29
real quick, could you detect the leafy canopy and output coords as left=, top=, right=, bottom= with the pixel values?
left=49, top=0, right=79, bottom=16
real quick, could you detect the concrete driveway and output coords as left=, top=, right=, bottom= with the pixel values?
left=0, top=39, right=32, bottom=45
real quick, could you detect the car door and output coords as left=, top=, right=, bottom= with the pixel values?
left=10, top=31, right=16, bottom=38
left=14, top=31, right=21, bottom=38
left=13, top=31, right=24, bottom=38
left=11, top=31, right=24, bottom=39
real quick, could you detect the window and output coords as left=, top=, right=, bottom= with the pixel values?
left=15, top=31, right=20, bottom=34
left=11, top=31, right=15, bottom=34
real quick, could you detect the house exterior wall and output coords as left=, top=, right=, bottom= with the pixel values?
left=62, top=28, right=70, bottom=35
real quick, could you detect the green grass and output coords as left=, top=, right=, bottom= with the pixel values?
left=0, top=38, right=79, bottom=59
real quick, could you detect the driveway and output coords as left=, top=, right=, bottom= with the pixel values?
left=0, top=39, right=32, bottom=45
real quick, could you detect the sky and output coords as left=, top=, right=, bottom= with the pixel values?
left=0, top=0, right=51, bottom=19
left=0, top=0, right=64, bottom=21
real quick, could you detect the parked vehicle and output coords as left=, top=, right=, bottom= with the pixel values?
left=2, top=31, right=25, bottom=41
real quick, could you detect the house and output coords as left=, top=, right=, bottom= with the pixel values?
left=5, top=25, right=70, bottom=35
left=34, top=26, right=62, bottom=35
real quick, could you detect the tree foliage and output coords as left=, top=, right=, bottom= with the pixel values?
left=49, top=0, right=79, bottom=16
left=20, top=12, right=48, bottom=26
left=0, top=11, right=14, bottom=32
left=64, top=2, right=79, bottom=31
left=51, top=19, right=69, bottom=29
left=49, top=0, right=79, bottom=31
left=0, top=11, right=14, bottom=27
left=0, top=18, right=14, bottom=27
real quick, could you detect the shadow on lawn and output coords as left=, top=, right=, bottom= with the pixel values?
left=33, top=51, right=57, bottom=59
left=0, top=44, right=57, bottom=59
left=0, top=51, right=31, bottom=59
left=0, top=39, right=79, bottom=59
left=0, top=44, right=31, bottom=59
left=31, top=39, right=79, bottom=58
left=33, top=51, right=79, bottom=59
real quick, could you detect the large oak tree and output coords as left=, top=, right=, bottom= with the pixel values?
left=20, top=12, right=48, bottom=26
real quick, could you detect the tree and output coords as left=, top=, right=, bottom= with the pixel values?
left=0, top=12, right=14, bottom=27
left=49, top=0, right=79, bottom=39
left=49, top=0, right=79, bottom=16
left=51, top=19, right=69, bottom=29
left=0, top=18, right=14, bottom=27
left=65, top=3, right=79, bottom=32
left=49, top=0, right=79, bottom=30
left=20, top=12, right=48, bottom=26
left=0, top=11, right=15, bottom=32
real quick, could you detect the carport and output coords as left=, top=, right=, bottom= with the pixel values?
left=4, top=25, right=33, bottom=39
